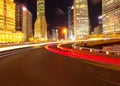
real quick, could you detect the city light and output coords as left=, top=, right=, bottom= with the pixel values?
left=45, top=44, right=120, bottom=66
left=63, top=28, right=67, bottom=34
left=71, top=5, right=74, bottom=9
left=22, top=6, right=27, bottom=11
left=98, top=15, right=102, bottom=19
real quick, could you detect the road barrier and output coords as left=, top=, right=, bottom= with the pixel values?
left=72, top=43, right=120, bottom=56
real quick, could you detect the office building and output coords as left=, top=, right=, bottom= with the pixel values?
left=68, top=6, right=74, bottom=40
left=4, top=0, right=16, bottom=32
left=102, top=0, right=120, bottom=34
left=0, top=0, right=4, bottom=31
left=15, top=2, right=23, bottom=31
left=34, top=0, right=47, bottom=41
left=74, top=0, right=89, bottom=39
left=22, top=6, right=33, bottom=41
left=0, top=0, right=24, bottom=43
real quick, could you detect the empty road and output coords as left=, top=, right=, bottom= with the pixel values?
left=0, top=44, right=120, bottom=86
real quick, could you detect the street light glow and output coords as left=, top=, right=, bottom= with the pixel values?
left=71, top=5, right=74, bottom=9
left=98, top=15, right=102, bottom=19
left=63, top=28, right=67, bottom=33
left=23, top=6, right=27, bottom=11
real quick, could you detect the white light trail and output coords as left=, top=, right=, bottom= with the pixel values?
left=0, top=42, right=58, bottom=52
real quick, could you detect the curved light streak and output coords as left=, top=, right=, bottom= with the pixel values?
left=45, top=44, right=120, bottom=66
left=0, top=42, right=58, bottom=52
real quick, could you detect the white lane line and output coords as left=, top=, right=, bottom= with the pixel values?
left=100, top=79, right=120, bottom=86
left=0, top=48, right=31, bottom=58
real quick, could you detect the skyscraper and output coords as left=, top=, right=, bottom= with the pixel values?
left=0, top=0, right=4, bottom=31
left=102, top=0, right=120, bottom=34
left=68, top=6, right=74, bottom=40
left=4, top=0, right=16, bottom=32
left=15, top=2, right=23, bottom=31
left=0, top=0, right=24, bottom=43
left=34, top=0, right=47, bottom=41
left=22, top=6, right=33, bottom=41
left=74, top=0, right=89, bottom=39
left=37, top=0, right=45, bottom=17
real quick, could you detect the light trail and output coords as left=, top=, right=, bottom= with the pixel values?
left=0, top=42, right=58, bottom=52
left=45, top=44, right=120, bottom=66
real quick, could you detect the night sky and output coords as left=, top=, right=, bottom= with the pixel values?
left=15, top=0, right=102, bottom=30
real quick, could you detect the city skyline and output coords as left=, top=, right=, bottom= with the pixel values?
left=15, top=0, right=102, bottom=30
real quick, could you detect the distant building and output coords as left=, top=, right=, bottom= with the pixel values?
left=94, top=26, right=101, bottom=34
left=47, top=30, right=53, bottom=41
left=68, top=6, right=74, bottom=40
left=15, top=2, right=23, bottom=31
left=102, top=0, right=120, bottom=34
left=34, top=0, right=47, bottom=41
left=22, top=6, right=33, bottom=41
left=74, top=0, right=89, bottom=39
left=52, top=29, right=59, bottom=41
left=98, top=16, right=103, bottom=34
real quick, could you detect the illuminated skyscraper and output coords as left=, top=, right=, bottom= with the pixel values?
left=22, top=6, right=33, bottom=41
left=0, top=0, right=24, bottom=43
left=37, top=0, right=45, bottom=17
left=0, top=0, right=4, bottom=30
left=5, top=0, right=16, bottom=32
left=102, top=0, right=120, bottom=34
left=15, top=2, right=23, bottom=31
left=68, top=6, right=74, bottom=40
left=34, top=0, right=47, bottom=41
left=74, top=0, right=89, bottom=39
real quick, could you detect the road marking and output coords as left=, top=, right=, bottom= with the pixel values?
left=0, top=48, right=32, bottom=58
left=100, top=79, right=120, bottom=86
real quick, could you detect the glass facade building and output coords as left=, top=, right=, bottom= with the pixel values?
left=15, top=2, right=23, bottom=31
left=22, top=6, right=33, bottom=41
left=34, top=0, right=47, bottom=41
left=74, top=0, right=89, bottom=39
left=102, top=0, right=120, bottom=34
left=0, top=0, right=4, bottom=30
left=4, top=0, right=16, bottom=32
left=68, top=6, right=74, bottom=40
left=0, top=0, right=24, bottom=43
left=37, top=0, right=45, bottom=17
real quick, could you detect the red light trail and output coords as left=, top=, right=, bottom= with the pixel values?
left=45, top=44, right=120, bottom=66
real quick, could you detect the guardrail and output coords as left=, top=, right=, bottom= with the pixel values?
left=72, top=43, right=120, bottom=56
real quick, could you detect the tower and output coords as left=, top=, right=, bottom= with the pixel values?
left=102, top=0, right=120, bottom=34
left=74, top=0, right=89, bottom=39
left=68, top=6, right=74, bottom=40
left=34, top=0, right=47, bottom=41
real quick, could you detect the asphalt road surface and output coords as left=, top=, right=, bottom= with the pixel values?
left=0, top=45, right=120, bottom=86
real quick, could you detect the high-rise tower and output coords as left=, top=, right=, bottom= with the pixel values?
left=4, top=0, right=16, bottom=32
left=74, top=0, right=89, bottom=39
left=68, top=6, right=74, bottom=40
left=34, top=0, right=47, bottom=41
left=102, top=0, right=120, bottom=34
left=0, top=0, right=24, bottom=43
left=37, top=0, right=45, bottom=17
